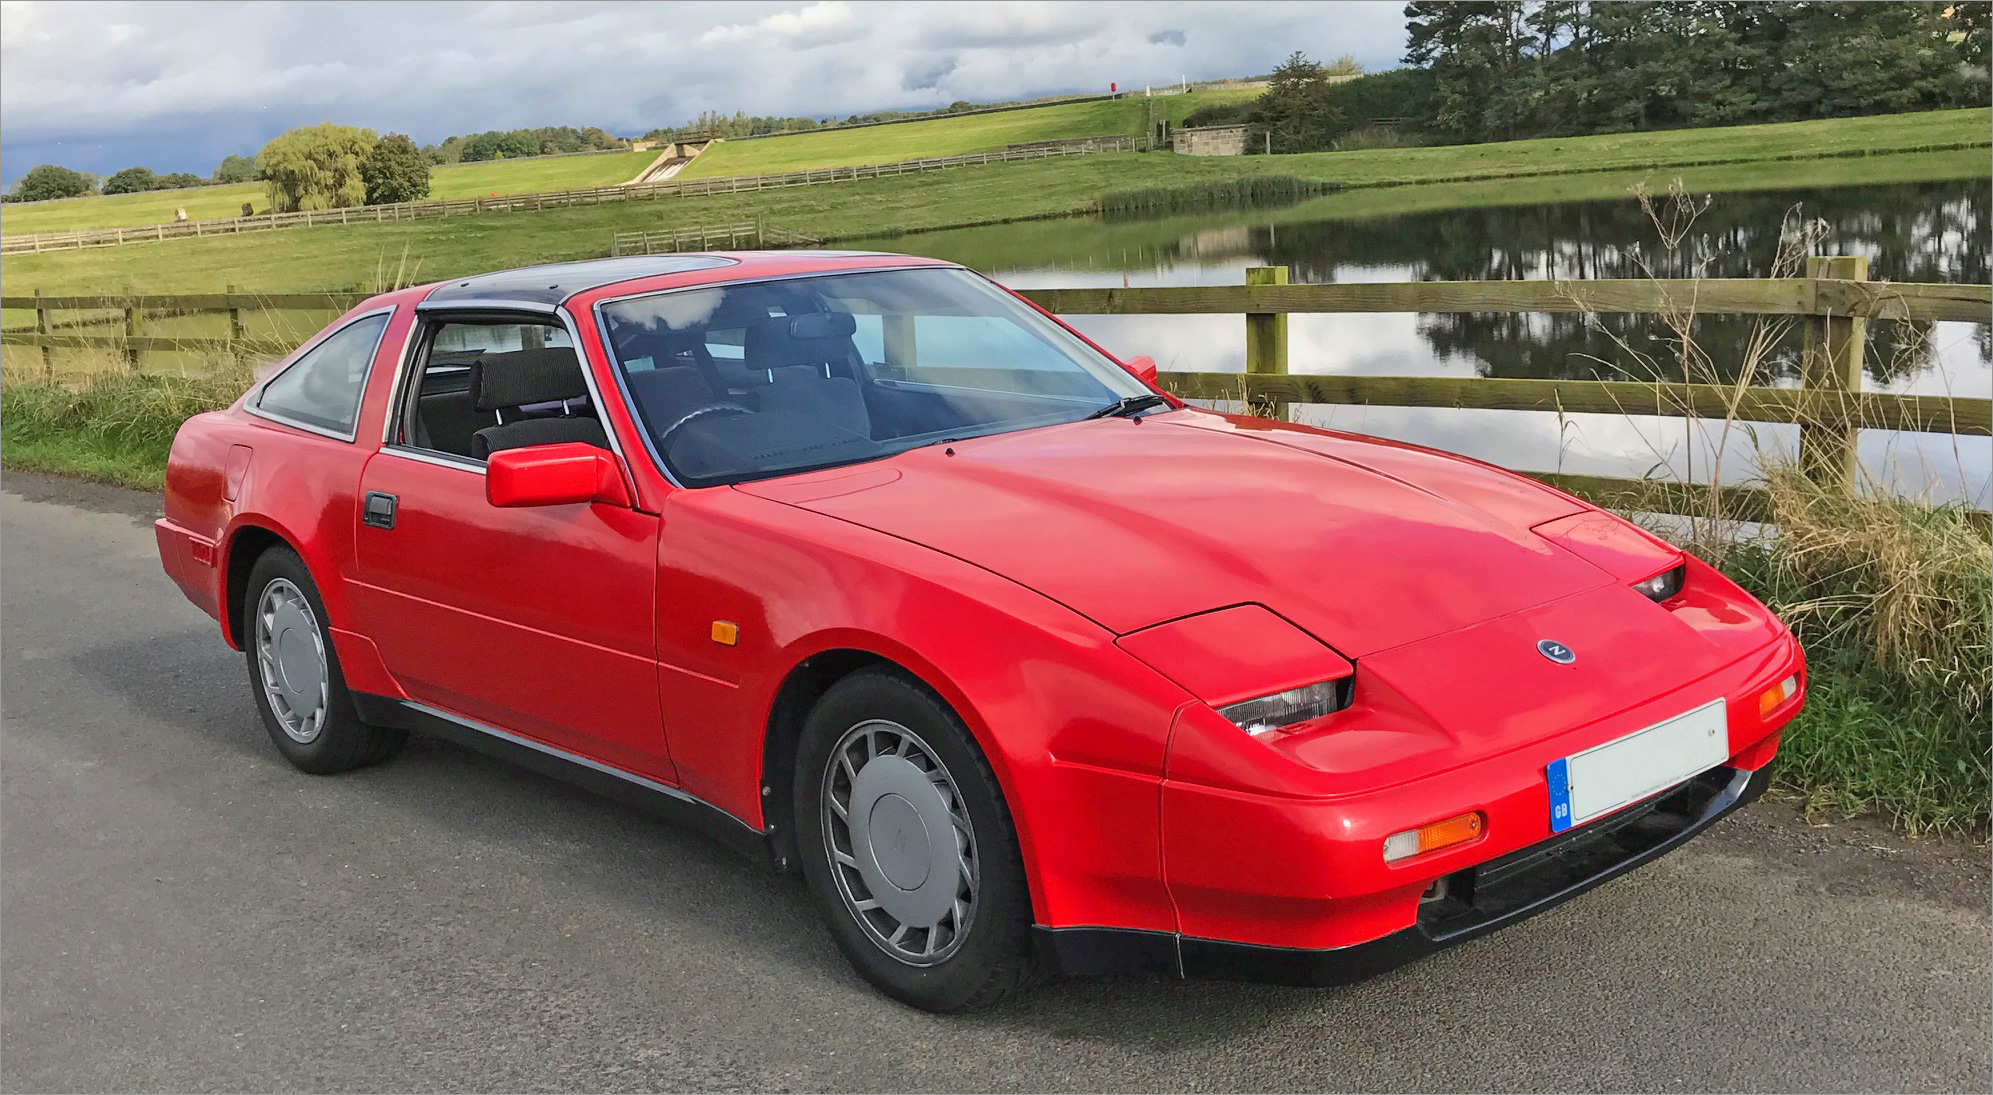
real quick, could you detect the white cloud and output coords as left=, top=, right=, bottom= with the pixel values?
left=0, top=0, right=1407, bottom=179
left=700, top=1, right=862, bottom=47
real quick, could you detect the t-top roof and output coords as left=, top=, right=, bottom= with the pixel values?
left=421, top=251, right=905, bottom=309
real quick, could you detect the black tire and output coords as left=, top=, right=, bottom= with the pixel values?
left=793, top=668, right=1039, bottom=1011
left=242, top=545, right=405, bottom=774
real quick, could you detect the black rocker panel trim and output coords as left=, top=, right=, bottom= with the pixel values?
left=351, top=692, right=773, bottom=866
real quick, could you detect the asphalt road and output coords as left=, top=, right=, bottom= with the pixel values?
left=2, top=472, right=1988, bottom=1094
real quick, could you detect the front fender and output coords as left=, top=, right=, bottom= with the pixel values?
left=658, top=486, right=1192, bottom=934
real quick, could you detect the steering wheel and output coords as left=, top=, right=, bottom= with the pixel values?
left=655, top=402, right=752, bottom=447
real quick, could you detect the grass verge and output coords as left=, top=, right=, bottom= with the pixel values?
left=1, top=363, right=250, bottom=490
left=1708, top=476, right=1989, bottom=836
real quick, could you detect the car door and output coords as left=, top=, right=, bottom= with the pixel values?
left=345, top=309, right=674, bottom=782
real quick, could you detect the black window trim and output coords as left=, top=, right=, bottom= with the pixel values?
left=246, top=306, right=397, bottom=443
left=379, top=305, right=643, bottom=508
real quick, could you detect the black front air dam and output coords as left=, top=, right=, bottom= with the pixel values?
left=1035, top=761, right=1771, bottom=987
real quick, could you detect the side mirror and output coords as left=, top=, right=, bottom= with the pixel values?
left=1124, top=354, right=1159, bottom=386
left=486, top=443, right=632, bottom=509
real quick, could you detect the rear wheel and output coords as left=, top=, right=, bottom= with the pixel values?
left=243, top=545, right=404, bottom=774
left=794, top=669, right=1038, bottom=1011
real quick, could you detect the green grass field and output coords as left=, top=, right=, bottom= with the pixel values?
left=0, top=109, right=1983, bottom=299
left=679, top=89, right=1261, bottom=178
left=0, top=150, right=660, bottom=235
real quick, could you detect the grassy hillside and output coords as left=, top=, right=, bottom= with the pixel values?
left=0, top=150, right=660, bottom=234
left=1, top=109, right=1983, bottom=299
left=679, top=89, right=1261, bottom=178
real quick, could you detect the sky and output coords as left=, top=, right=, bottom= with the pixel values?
left=0, top=0, right=1408, bottom=185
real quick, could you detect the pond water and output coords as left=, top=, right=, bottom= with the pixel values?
left=852, top=171, right=1992, bottom=508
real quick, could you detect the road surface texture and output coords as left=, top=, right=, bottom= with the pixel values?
left=2, top=472, right=1988, bottom=1094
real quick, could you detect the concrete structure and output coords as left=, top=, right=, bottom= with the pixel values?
left=1173, top=124, right=1249, bottom=156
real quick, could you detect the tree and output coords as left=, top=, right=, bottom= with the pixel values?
left=1250, top=51, right=1344, bottom=153
left=158, top=171, right=206, bottom=189
left=360, top=133, right=432, bottom=204
left=1399, top=1, right=1985, bottom=142
left=1955, top=0, right=1992, bottom=69
left=9, top=164, right=93, bottom=202
left=1324, top=53, right=1365, bottom=77
left=213, top=154, right=260, bottom=183
left=102, top=166, right=161, bottom=194
left=259, top=123, right=376, bottom=212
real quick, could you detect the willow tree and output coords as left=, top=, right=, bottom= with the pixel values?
left=259, top=123, right=377, bottom=212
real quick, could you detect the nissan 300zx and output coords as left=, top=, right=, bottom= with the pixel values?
left=156, top=252, right=1805, bottom=1011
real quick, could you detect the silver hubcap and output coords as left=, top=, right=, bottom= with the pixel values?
left=822, top=720, right=978, bottom=966
left=255, top=578, right=328, bottom=744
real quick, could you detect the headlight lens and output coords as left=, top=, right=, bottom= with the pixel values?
left=1632, top=563, right=1686, bottom=602
left=1216, top=679, right=1351, bottom=736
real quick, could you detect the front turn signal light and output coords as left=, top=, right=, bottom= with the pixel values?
left=1382, top=811, right=1486, bottom=863
left=1758, top=675, right=1799, bottom=717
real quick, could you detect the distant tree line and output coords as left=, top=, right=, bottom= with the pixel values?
left=4, top=124, right=434, bottom=211
left=1183, top=1, right=1988, bottom=154
left=641, top=95, right=1075, bottom=144
left=421, top=125, right=627, bottom=164
left=3, top=153, right=263, bottom=202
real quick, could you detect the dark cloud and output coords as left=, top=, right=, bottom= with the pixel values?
left=0, top=0, right=1407, bottom=181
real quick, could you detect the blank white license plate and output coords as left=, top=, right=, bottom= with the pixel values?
left=1547, top=699, right=1728, bottom=833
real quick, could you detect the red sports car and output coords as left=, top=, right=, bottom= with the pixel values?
left=157, top=252, right=1804, bottom=1011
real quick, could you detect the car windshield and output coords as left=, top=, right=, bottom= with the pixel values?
left=597, top=266, right=1153, bottom=487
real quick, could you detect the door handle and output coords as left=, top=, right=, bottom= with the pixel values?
left=362, top=491, right=398, bottom=530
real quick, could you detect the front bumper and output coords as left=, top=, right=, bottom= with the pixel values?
left=1037, top=758, right=1772, bottom=984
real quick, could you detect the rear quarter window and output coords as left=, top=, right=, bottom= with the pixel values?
left=255, top=312, right=392, bottom=437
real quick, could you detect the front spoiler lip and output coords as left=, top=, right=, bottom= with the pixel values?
left=1035, top=760, right=1770, bottom=986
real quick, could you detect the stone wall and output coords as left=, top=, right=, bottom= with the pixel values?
left=1172, top=125, right=1249, bottom=156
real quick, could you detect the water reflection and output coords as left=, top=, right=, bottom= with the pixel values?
left=853, top=174, right=1991, bottom=506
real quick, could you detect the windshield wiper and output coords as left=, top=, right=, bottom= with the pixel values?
left=1084, top=393, right=1169, bottom=420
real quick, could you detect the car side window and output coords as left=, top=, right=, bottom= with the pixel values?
left=394, top=317, right=603, bottom=463
left=255, top=313, right=391, bottom=437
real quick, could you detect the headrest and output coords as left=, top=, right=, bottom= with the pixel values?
left=786, top=312, right=857, bottom=340
left=470, top=348, right=590, bottom=412
left=745, top=311, right=858, bottom=369
left=610, top=324, right=704, bottom=365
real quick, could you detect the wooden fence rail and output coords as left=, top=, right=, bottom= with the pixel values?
left=0, top=139, right=1138, bottom=255
left=609, top=221, right=824, bottom=256
left=3, top=261, right=1987, bottom=515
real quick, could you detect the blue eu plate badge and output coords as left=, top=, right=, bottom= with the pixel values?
left=1546, top=757, right=1574, bottom=833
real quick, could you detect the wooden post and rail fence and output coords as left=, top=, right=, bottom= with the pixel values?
left=3, top=258, right=1987, bottom=521
left=0, top=139, right=1138, bottom=256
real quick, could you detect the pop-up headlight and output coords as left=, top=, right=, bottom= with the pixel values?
left=1117, top=604, right=1355, bottom=737
left=1631, top=563, right=1687, bottom=602
left=1216, top=679, right=1353, bottom=736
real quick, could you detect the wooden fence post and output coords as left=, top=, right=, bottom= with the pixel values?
left=1245, top=265, right=1290, bottom=419
left=34, top=289, right=52, bottom=376
left=123, top=299, right=142, bottom=371
left=226, top=284, right=245, bottom=363
left=1801, top=254, right=1870, bottom=490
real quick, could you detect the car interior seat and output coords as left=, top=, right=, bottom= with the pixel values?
left=468, top=348, right=610, bottom=460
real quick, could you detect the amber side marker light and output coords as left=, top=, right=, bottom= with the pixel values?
left=1759, top=675, right=1799, bottom=717
left=1383, top=811, right=1486, bottom=863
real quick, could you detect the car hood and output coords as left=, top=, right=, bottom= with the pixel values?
left=735, top=409, right=1610, bottom=656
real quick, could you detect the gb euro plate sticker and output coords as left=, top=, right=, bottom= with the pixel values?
left=1547, top=756, right=1574, bottom=833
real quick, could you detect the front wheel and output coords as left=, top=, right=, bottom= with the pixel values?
left=243, top=545, right=405, bottom=774
left=793, top=669, right=1038, bottom=1011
